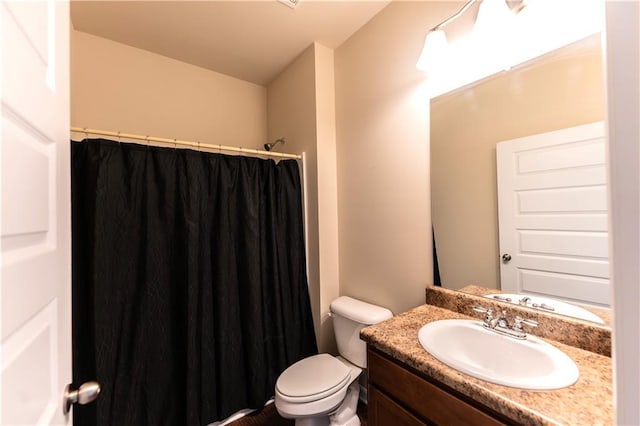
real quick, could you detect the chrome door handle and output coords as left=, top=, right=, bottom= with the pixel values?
left=502, top=253, right=512, bottom=262
left=63, top=381, right=101, bottom=415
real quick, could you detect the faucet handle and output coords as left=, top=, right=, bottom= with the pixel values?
left=531, top=302, right=555, bottom=312
left=472, top=306, right=494, bottom=326
left=513, top=316, right=538, bottom=330
left=472, top=306, right=493, bottom=315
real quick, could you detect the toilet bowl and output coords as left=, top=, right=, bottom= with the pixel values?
left=275, top=354, right=361, bottom=424
left=274, top=297, right=392, bottom=426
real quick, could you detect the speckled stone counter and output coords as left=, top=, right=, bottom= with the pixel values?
left=361, top=304, right=613, bottom=426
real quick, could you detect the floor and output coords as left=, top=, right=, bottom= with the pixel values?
left=229, top=401, right=368, bottom=426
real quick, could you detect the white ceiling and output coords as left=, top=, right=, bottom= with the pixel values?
left=70, top=1, right=392, bottom=86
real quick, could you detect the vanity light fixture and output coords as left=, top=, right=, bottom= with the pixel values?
left=473, top=0, right=515, bottom=41
left=416, top=0, right=478, bottom=74
left=415, top=29, right=449, bottom=75
left=278, top=0, right=301, bottom=9
left=416, top=0, right=524, bottom=73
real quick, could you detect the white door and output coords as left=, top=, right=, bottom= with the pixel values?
left=496, top=122, right=610, bottom=307
left=1, top=1, right=72, bottom=424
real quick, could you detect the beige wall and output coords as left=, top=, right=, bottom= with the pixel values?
left=334, top=2, right=455, bottom=315
left=267, top=43, right=339, bottom=353
left=431, top=35, right=605, bottom=291
left=314, top=44, right=340, bottom=354
left=71, top=29, right=267, bottom=148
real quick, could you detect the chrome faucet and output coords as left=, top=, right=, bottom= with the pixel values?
left=518, top=296, right=555, bottom=312
left=472, top=306, right=538, bottom=339
left=518, top=296, right=532, bottom=306
left=472, top=306, right=496, bottom=327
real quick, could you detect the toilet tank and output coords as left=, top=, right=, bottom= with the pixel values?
left=330, top=296, right=393, bottom=368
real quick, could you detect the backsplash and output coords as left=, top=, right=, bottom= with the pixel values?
left=425, top=286, right=611, bottom=357
left=460, top=285, right=612, bottom=327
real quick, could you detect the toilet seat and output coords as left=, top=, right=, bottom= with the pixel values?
left=276, top=354, right=351, bottom=403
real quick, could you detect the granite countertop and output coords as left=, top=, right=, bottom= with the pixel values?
left=361, top=304, right=613, bottom=426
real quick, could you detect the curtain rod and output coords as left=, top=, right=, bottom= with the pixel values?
left=70, top=126, right=302, bottom=160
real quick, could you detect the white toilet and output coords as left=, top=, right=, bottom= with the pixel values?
left=274, top=296, right=393, bottom=426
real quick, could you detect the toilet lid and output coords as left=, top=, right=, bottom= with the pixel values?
left=276, top=354, right=352, bottom=403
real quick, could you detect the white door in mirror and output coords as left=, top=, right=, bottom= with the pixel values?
left=418, top=319, right=579, bottom=390
left=496, top=122, right=609, bottom=307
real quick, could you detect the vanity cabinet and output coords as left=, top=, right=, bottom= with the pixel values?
left=367, top=348, right=512, bottom=426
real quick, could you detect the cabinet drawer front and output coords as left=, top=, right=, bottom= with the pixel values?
left=368, top=349, right=508, bottom=426
left=369, top=386, right=426, bottom=426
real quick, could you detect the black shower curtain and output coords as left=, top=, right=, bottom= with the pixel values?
left=71, top=139, right=317, bottom=426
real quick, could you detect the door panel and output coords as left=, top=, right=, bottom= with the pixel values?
left=518, top=230, right=608, bottom=258
left=2, top=116, right=51, bottom=242
left=518, top=269, right=609, bottom=305
left=517, top=186, right=607, bottom=213
left=2, top=301, right=60, bottom=424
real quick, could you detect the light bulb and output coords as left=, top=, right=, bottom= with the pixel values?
left=416, top=30, right=449, bottom=76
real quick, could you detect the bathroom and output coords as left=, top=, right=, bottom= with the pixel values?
left=1, top=0, right=638, bottom=425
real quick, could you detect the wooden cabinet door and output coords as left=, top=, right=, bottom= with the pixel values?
left=369, top=386, right=426, bottom=426
left=368, top=348, right=509, bottom=426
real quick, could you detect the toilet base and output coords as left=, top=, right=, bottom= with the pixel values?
left=294, top=419, right=359, bottom=426
left=329, top=382, right=360, bottom=426
left=293, top=382, right=361, bottom=426
left=332, top=417, right=360, bottom=426
left=295, top=418, right=329, bottom=426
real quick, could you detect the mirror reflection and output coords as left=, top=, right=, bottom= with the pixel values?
left=430, top=34, right=611, bottom=326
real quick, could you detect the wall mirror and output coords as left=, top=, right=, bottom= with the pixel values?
left=430, top=33, right=611, bottom=327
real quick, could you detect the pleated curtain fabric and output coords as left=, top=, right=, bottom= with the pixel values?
left=71, top=139, right=317, bottom=426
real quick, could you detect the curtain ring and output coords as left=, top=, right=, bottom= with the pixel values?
left=146, top=136, right=150, bottom=149
left=197, top=141, right=201, bottom=151
left=117, top=131, right=121, bottom=143
left=83, top=127, right=89, bottom=140
left=218, top=144, right=222, bottom=153
left=174, top=138, right=177, bottom=150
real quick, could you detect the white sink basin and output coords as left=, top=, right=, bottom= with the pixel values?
left=418, top=319, right=579, bottom=390
left=484, top=294, right=604, bottom=324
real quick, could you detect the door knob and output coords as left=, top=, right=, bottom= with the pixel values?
left=63, top=381, right=101, bottom=415
left=502, top=253, right=512, bottom=262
